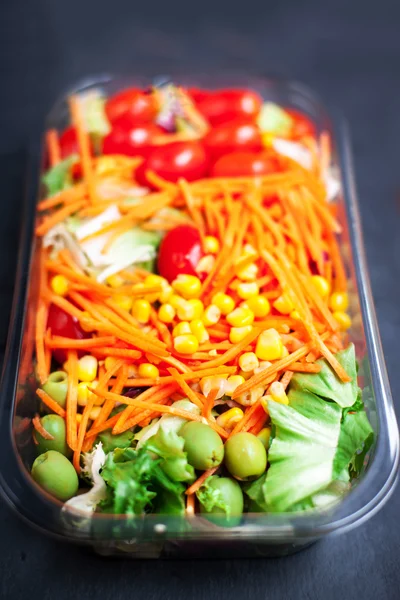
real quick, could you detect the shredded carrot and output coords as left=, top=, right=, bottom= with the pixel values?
left=73, top=395, right=95, bottom=473
left=46, top=129, right=61, bottom=166
left=202, top=387, right=219, bottom=420
left=45, top=335, right=117, bottom=349
left=35, top=300, right=49, bottom=384
left=36, top=200, right=86, bottom=236
left=91, top=347, right=142, bottom=360
left=32, top=414, right=55, bottom=440
left=66, top=350, right=79, bottom=451
left=185, top=466, right=219, bottom=496
left=167, top=368, right=204, bottom=409
left=280, top=371, right=293, bottom=391
left=36, top=388, right=66, bottom=418
left=186, top=491, right=195, bottom=515
left=69, top=96, right=97, bottom=204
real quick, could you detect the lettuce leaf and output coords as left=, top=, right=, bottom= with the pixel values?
left=242, top=473, right=268, bottom=512
left=145, top=426, right=195, bottom=483
left=257, top=102, right=293, bottom=136
left=264, top=395, right=342, bottom=512
left=63, top=443, right=107, bottom=515
left=99, top=446, right=186, bottom=516
left=98, top=429, right=134, bottom=453
left=334, top=410, right=374, bottom=479
left=290, top=344, right=359, bottom=408
left=42, top=155, right=78, bottom=196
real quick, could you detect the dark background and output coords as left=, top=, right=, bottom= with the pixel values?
left=1, top=0, right=400, bottom=598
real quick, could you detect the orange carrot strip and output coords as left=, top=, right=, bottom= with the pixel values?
left=36, top=388, right=66, bottom=418
left=46, top=129, right=61, bottom=166
left=32, top=414, right=55, bottom=440
left=37, top=183, right=86, bottom=211
left=91, top=347, right=142, bottom=360
left=36, top=200, right=86, bottom=236
left=288, top=362, right=321, bottom=373
left=202, top=387, right=219, bottom=420
left=66, top=350, right=79, bottom=451
left=185, top=466, right=220, bottom=496
left=35, top=300, right=49, bottom=384
left=69, top=96, right=97, bottom=204
left=49, top=294, right=86, bottom=320
left=280, top=371, right=293, bottom=391
left=230, top=400, right=263, bottom=436
left=186, top=492, right=195, bottom=515
left=193, top=327, right=262, bottom=370
left=167, top=368, right=204, bottom=409
left=46, top=335, right=117, bottom=349
left=73, top=395, right=95, bottom=473
left=89, top=386, right=228, bottom=438
left=45, top=262, right=113, bottom=295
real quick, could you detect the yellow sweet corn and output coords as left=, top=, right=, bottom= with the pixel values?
left=229, top=325, right=253, bottom=343
left=202, top=305, right=221, bottom=326
left=199, top=376, right=227, bottom=399
left=226, top=306, right=254, bottom=327
left=50, top=275, right=69, bottom=297
left=212, top=292, right=235, bottom=316
left=245, top=295, right=271, bottom=318
left=158, top=303, right=176, bottom=323
left=112, top=294, right=133, bottom=312
left=173, top=321, right=191, bottom=337
left=203, top=236, right=220, bottom=254
left=190, top=319, right=209, bottom=343
left=106, top=274, right=125, bottom=288
left=132, top=299, right=151, bottom=324
left=225, top=375, right=246, bottom=396
left=138, top=363, right=159, bottom=379
left=310, top=275, right=330, bottom=298
left=237, top=281, right=259, bottom=300
left=238, top=351, right=259, bottom=372
left=173, top=334, right=199, bottom=354
left=78, top=355, right=98, bottom=382
left=89, top=406, right=102, bottom=420
left=172, top=274, right=202, bottom=299
left=329, top=291, right=349, bottom=312
left=269, top=381, right=289, bottom=405
left=177, top=298, right=204, bottom=321
left=273, top=294, right=294, bottom=315
left=333, top=311, right=352, bottom=330
left=255, top=329, right=283, bottom=360
left=236, top=262, right=258, bottom=281
left=216, top=407, right=244, bottom=429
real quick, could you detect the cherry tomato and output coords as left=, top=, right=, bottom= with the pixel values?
left=211, top=150, right=281, bottom=177
left=194, top=90, right=262, bottom=125
left=157, top=225, right=203, bottom=283
left=286, top=109, right=316, bottom=140
left=105, top=88, right=159, bottom=125
left=136, top=141, right=209, bottom=186
left=102, top=123, right=162, bottom=157
left=186, top=87, right=211, bottom=103
left=203, top=120, right=262, bottom=159
left=47, top=304, right=88, bottom=363
left=58, top=127, right=94, bottom=179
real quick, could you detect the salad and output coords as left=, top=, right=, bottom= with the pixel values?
left=30, top=81, right=373, bottom=525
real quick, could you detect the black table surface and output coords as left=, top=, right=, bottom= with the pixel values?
left=1, top=0, right=400, bottom=598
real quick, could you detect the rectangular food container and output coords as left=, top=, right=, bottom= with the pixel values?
left=0, top=74, right=398, bottom=559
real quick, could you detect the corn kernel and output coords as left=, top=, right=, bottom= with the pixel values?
left=329, top=291, right=349, bottom=312
left=173, top=321, right=191, bottom=336
left=190, top=319, right=209, bottom=343
left=173, top=334, right=199, bottom=354
left=273, top=294, right=294, bottom=315
left=132, top=299, right=151, bottom=324
left=172, top=274, right=202, bottom=299
left=138, top=363, right=159, bottom=379
left=200, top=376, right=227, bottom=399
left=229, top=325, right=253, bottom=343
left=281, top=345, right=289, bottom=358
left=79, top=311, right=95, bottom=332
left=112, top=294, right=133, bottom=312
left=225, top=375, right=246, bottom=396
left=77, top=382, right=90, bottom=406
left=236, top=263, right=258, bottom=281
left=169, top=294, right=187, bottom=310
left=212, top=292, right=235, bottom=316
left=255, top=328, right=283, bottom=360
left=203, top=305, right=221, bottom=326
left=158, top=303, right=176, bottom=323
left=239, top=352, right=259, bottom=372
left=50, top=275, right=69, bottom=297
left=196, top=255, right=215, bottom=274
left=78, top=355, right=98, bottom=382
left=106, top=274, right=125, bottom=288
left=90, top=381, right=103, bottom=406
left=104, top=356, right=119, bottom=372
left=144, top=274, right=166, bottom=302
left=310, top=275, right=330, bottom=298
left=237, top=386, right=264, bottom=407
left=226, top=306, right=254, bottom=327
left=216, top=407, right=244, bottom=429
left=269, top=381, right=289, bottom=405
left=159, top=283, right=173, bottom=303
left=290, top=310, right=301, bottom=320
left=89, top=406, right=102, bottom=420
left=242, top=244, right=258, bottom=259
left=177, top=298, right=204, bottom=321
left=333, top=311, right=352, bottom=330
left=237, top=281, right=259, bottom=300
left=76, top=414, right=83, bottom=425
left=204, top=236, right=220, bottom=254
left=245, top=295, right=271, bottom=318
left=260, top=394, right=271, bottom=413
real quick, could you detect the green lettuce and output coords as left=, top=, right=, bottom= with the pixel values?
left=290, top=344, right=359, bottom=408
left=42, top=155, right=78, bottom=196
left=99, top=446, right=185, bottom=516
left=145, top=426, right=195, bottom=483
left=97, top=429, right=134, bottom=453
left=257, top=102, right=292, bottom=136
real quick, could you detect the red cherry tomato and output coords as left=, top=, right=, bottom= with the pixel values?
left=105, top=89, right=159, bottom=125
left=157, top=225, right=203, bottom=283
left=186, top=87, right=211, bottom=103
left=211, top=150, right=281, bottom=178
left=136, top=141, right=209, bottom=186
left=47, top=304, right=88, bottom=363
left=286, top=109, right=316, bottom=140
left=59, top=127, right=81, bottom=159
left=203, top=120, right=262, bottom=159
left=103, top=123, right=162, bottom=157
left=194, top=90, right=262, bottom=125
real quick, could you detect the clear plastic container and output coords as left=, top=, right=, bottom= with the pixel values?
left=0, top=74, right=398, bottom=559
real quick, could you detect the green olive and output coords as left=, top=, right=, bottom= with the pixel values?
left=224, top=432, right=267, bottom=481
left=180, top=422, right=224, bottom=470
left=34, top=415, right=71, bottom=457
left=31, top=450, right=79, bottom=501
left=199, top=477, right=243, bottom=526
left=42, top=371, right=68, bottom=408
left=257, top=427, right=271, bottom=449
